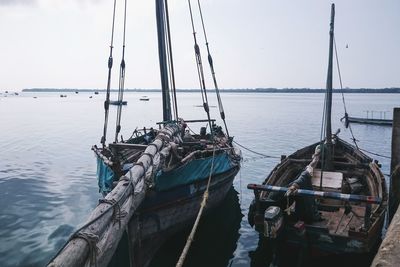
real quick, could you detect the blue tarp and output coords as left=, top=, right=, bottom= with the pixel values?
left=155, top=152, right=234, bottom=191
left=96, top=157, right=115, bottom=194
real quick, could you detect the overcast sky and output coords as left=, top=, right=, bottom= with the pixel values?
left=0, top=0, right=399, bottom=91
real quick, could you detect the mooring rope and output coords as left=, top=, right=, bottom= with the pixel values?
left=359, top=148, right=391, bottom=159
left=232, top=140, right=280, bottom=159
left=176, top=144, right=217, bottom=267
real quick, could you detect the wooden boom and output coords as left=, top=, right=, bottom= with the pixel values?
left=247, top=183, right=382, bottom=204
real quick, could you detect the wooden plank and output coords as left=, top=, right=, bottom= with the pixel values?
left=312, top=169, right=343, bottom=189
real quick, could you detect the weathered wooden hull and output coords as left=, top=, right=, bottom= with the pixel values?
left=128, top=166, right=239, bottom=267
left=249, top=138, right=387, bottom=255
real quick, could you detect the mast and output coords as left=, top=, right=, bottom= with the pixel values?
left=324, top=3, right=335, bottom=170
left=155, top=0, right=172, bottom=122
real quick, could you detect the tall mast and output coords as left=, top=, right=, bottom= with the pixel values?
left=325, top=3, right=335, bottom=169
left=155, top=0, right=172, bottom=122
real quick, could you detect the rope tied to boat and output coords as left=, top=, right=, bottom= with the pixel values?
left=73, top=232, right=100, bottom=267
left=176, top=143, right=217, bottom=267
left=132, top=161, right=146, bottom=177
left=142, top=152, right=154, bottom=166
left=147, top=143, right=160, bottom=153
left=232, top=140, right=280, bottom=159
left=98, top=198, right=126, bottom=229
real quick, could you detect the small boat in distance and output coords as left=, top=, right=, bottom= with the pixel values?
left=109, top=100, right=127, bottom=105
left=248, top=3, right=387, bottom=256
left=348, top=116, right=392, bottom=126
left=94, top=91, right=99, bottom=95
left=140, top=96, right=150, bottom=101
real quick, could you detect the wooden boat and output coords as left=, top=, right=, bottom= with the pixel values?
left=91, top=0, right=241, bottom=266
left=48, top=1, right=240, bottom=266
left=248, top=4, right=387, bottom=255
left=140, top=96, right=150, bottom=101
left=109, top=100, right=128, bottom=105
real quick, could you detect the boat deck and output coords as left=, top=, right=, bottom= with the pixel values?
left=313, top=206, right=365, bottom=236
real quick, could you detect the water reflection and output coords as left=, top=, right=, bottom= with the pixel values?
left=149, top=188, right=243, bottom=267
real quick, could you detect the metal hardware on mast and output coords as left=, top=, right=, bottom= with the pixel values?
left=324, top=3, right=335, bottom=170
left=156, top=0, right=172, bottom=122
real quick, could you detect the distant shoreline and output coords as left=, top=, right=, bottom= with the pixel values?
left=21, top=88, right=400, bottom=94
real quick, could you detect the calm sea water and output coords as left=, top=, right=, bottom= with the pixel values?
left=0, top=91, right=397, bottom=267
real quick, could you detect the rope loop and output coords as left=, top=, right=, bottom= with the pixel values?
left=142, top=152, right=154, bottom=166
left=134, top=161, right=147, bottom=177
left=147, top=143, right=159, bottom=153
left=98, top=198, right=126, bottom=228
left=73, top=232, right=100, bottom=267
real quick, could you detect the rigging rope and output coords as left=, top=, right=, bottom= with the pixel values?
left=359, top=148, right=391, bottom=159
left=333, top=36, right=359, bottom=149
left=115, top=0, right=128, bottom=143
left=187, top=0, right=213, bottom=135
left=176, top=143, right=217, bottom=267
left=101, top=0, right=118, bottom=148
left=319, top=87, right=327, bottom=190
left=196, top=0, right=230, bottom=137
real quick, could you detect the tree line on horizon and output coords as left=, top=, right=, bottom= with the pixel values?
left=21, top=87, right=400, bottom=93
